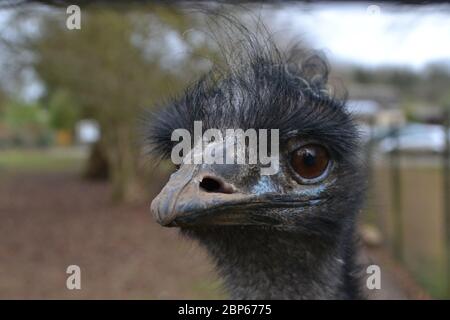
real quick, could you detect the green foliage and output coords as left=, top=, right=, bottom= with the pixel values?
left=47, top=89, right=79, bottom=131
left=0, top=99, right=52, bottom=147
left=2, top=100, right=48, bottom=129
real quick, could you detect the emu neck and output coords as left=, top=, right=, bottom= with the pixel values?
left=187, top=227, right=360, bottom=299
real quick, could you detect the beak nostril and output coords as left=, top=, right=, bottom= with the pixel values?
left=199, top=176, right=233, bottom=194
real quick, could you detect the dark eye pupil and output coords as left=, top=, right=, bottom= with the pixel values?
left=303, top=150, right=316, bottom=166
left=291, top=144, right=330, bottom=180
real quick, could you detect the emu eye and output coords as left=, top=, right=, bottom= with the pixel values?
left=290, top=144, right=330, bottom=181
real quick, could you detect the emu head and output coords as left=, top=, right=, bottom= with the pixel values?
left=147, top=42, right=364, bottom=238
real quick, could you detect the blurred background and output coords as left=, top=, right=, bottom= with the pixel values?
left=0, top=1, right=449, bottom=299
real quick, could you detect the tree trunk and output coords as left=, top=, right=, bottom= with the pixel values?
left=104, top=123, right=142, bottom=203
left=84, top=141, right=109, bottom=181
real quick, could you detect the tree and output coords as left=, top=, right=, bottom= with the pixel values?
left=29, top=6, right=209, bottom=201
left=47, top=89, right=79, bottom=131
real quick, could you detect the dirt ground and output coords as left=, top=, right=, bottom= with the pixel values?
left=0, top=169, right=428, bottom=299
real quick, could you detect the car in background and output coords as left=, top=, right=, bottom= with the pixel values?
left=378, top=123, right=450, bottom=154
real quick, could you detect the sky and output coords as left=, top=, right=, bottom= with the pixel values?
left=267, top=3, right=450, bottom=70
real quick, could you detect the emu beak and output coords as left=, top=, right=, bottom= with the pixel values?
left=150, top=164, right=252, bottom=227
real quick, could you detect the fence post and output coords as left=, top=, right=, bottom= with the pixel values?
left=443, top=109, right=450, bottom=298
left=390, top=124, right=403, bottom=261
left=365, top=116, right=375, bottom=217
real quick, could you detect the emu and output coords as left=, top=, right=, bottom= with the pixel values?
left=146, top=29, right=365, bottom=299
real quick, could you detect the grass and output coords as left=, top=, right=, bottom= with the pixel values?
left=0, top=147, right=86, bottom=174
